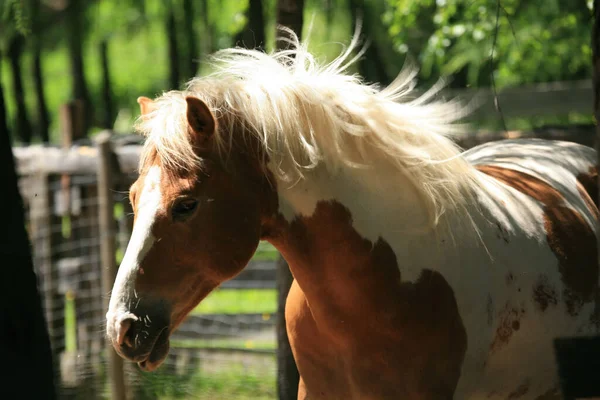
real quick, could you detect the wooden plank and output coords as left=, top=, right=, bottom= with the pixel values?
left=423, top=79, right=593, bottom=119
left=455, top=125, right=595, bottom=149
left=96, top=132, right=127, bottom=400
left=59, top=101, right=85, bottom=145
left=12, top=143, right=140, bottom=176
left=59, top=103, right=84, bottom=219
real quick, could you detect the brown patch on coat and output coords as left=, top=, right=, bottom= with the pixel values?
left=508, top=380, right=530, bottom=399
left=477, top=165, right=598, bottom=317
left=532, top=275, right=558, bottom=312
left=490, top=302, right=524, bottom=353
left=271, top=201, right=467, bottom=399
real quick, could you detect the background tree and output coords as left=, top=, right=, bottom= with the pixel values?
left=166, top=0, right=181, bottom=89
left=348, top=0, right=393, bottom=85
left=0, top=21, right=57, bottom=399
left=64, top=0, right=91, bottom=136
left=1, top=1, right=32, bottom=144
left=183, top=0, right=199, bottom=79
left=235, top=0, right=266, bottom=49
left=29, top=0, right=50, bottom=142
left=276, top=0, right=304, bottom=50
left=99, top=39, right=114, bottom=129
left=7, top=33, right=32, bottom=143
left=383, top=0, right=593, bottom=88
left=594, top=0, right=600, bottom=268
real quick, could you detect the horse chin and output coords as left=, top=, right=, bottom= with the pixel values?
left=138, top=327, right=171, bottom=372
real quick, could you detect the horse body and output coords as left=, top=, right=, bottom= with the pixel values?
left=105, top=31, right=598, bottom=399
left=270, top=138, right=598, bottom=399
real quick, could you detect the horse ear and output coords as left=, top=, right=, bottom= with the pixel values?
left=137, top=96, right=155, bottom=115
left=185, top=96, right=215, bottom=144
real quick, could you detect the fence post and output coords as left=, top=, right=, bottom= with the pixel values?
left=96, top=131, right=127, bottom=400
left=58, top=101, right=84, bottom=216
left=276, top=255, right=300, bottom=400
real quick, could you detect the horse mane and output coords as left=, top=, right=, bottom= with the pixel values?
left=137, top=28, right=483, bottom=228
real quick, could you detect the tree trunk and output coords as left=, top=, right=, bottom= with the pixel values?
left=248, top=0, right=266, bottom=49
left=7, top=35, right=32, bottom=144
left=594, top=0, right=600, bottom=277
left=0, top=58, right=57, bottom=399
left=594, top=0, right=600, bottom=139
left=235, top=0, right=266, bottom=49
left=183, top=0, right=199, bottom=79
left=200, top=0, right=214, bottom=54
left=166, top=3, right=181, bottom=89
left=275, top=2, right=304, bottom=398
left=100, top=40, right=114, bottom=129
left=31, top=0, right=50, bottom=143
left=276, top=0, right=305, bottom=50
left=32, top=40, right=50, bottom=143
left=1, top=52, right=9, bottom=141
left=347, top=0, right=389, bottom=85
left=276, top=256, right=300, bottom=400
left=65, top=0, right=90, bottom=136
left=325, top=0, right=334, bottom=40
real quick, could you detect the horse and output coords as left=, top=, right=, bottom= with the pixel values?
left=106, top=31, right=599, bottom=399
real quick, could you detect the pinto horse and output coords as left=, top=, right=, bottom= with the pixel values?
left=106, top=32, right=598, bottom=399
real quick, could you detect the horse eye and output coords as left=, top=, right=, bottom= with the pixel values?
left=172, top=198, right=199, bottom=221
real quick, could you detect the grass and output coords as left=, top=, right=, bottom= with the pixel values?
left=189, top=368, right=275, bottom=400
left=139, top=365, right=276, bottom=400
left=64, top=290, right=77, bottom=352
left=171, top=338, right=276, bottom=351
left=253, top=241, right=279, bottom=261
left=192, top=288, right=277, bottom=315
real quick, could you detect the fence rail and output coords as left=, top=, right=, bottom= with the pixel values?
left=441, top=79, right=593, bottom=119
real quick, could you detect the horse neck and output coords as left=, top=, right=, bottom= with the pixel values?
left=266, top=160, right=452, bottom=297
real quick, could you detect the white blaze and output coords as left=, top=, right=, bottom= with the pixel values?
left=106, top=166, right=162, bottom=341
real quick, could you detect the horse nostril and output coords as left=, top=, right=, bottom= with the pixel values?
left=116, top=317, right=136, bottom=349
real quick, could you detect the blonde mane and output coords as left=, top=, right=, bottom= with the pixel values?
left=137, top=29, right=483, bottom=228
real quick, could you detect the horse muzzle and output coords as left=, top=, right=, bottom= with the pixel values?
left=106, top=299, right=171, bottom=371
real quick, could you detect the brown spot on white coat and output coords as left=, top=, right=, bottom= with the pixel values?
left=271, top=201, right=468, bottom=399
left=477, top=165, right=598, bottom=317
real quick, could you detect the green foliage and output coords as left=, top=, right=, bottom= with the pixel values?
left=192, top=288, right=277, bottom=314
left=171, top=338, right=276, bottom=351
left=0, top=0, right=357, bottom=143
left=136, top=363, right=275, bottom=399
left=1, top=0, right=30, bottom=37
left=384, top=0, right=593, bottom=88
left=2, top=0, right=593, bottom=143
